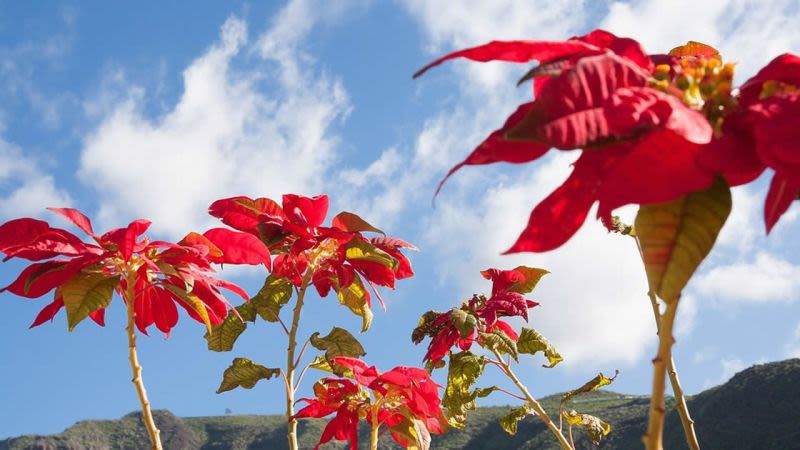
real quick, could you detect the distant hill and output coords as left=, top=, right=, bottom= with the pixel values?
left=3, top=359, right=798, bottom=449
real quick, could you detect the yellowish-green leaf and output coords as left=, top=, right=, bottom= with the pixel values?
left=561, top=370, right=619, bottom=407
left=163, top=284, right=211, bottom=334
left=336, top=276, right=373, bottom=332
left=412, top=310, right=445, bottom=345
left=310, top=326, right=366, bottom=375
left=442, top=351, right=486, bottom=428
left=309, top=355, right=335, bottom=374
left=251, top=275, right=293, bottom=322
left=216, top=357, right=280, bottom=393
left=517, top=327, right=563, bottom=368
left=635, top=177, right=731, bottom=303
left=508, top=266, right=549, bottom=294
left=332, top=211, right=385, bottom=235
left=204, top=302, right=256, bottom=352
left=450, top=308, right=477, bottom=339
left=499, top=403, right=534, bottom=436
left=479, top=329, right=518, bottom=362
left=562, top=409, right=611, bottom=444
left=389, top=418, right=434, bottom=450
left=344, top=239, right=397, bottom=270
left=60, top=272, right=119, bottom=331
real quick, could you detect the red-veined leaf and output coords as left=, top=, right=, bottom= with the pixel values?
left=0, top=218, right=50, bottom=253
left=282, top=194, right=329, bottom=228
left=413, top=39, right=600, bottom=78
left=29, top=297, right=65, bottom=328
left=764, top=173, right=800, bottom=233
left=178, top=232, right=224, bottom=259
left=331, top=211, right=385, bottom=235
left=668, top=41, right=720, bottom=60
left=47, top=207, right=95, bottom=236
left=203, top=228, right=271, bottom=269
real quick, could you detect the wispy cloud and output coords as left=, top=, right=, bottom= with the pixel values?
left=79, top=3, right=358, bottom=238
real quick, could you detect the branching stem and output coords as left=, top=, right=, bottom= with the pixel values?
left=285, top=274, right=312, bottom=450
left=491, top=349, right=572, bottom=450
left=124, top=280, right=162, bottom=450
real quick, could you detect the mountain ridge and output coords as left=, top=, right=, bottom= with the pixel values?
left=3, top=358, right=799, bottom=449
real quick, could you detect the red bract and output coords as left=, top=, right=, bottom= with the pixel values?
left=0, top=208, right=257, bottom=334
left=699, top=53, right=800, bottom=231
left=295, top=357, right=447, bottom=450
left=412, top=267, right=544, bottom=364
left=420, top=30, right=723, bottom=252
left=206, top=194, right=415, bottom=328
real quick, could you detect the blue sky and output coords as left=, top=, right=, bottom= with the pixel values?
left=1, top=0, right=800, bottom=440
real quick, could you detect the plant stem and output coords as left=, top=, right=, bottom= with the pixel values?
left=635, top=236, right=699, bottom=450
left=647, top=291, right=700, bottom=450
left=491, top=349, right=572, bottom=450
left=285, top=275, right=311, bottom=450
left=643, top=300, right=678, bottom=450
left=370, top=403, right=381, bottom=450
left=124, top=281, right=163, bottom=450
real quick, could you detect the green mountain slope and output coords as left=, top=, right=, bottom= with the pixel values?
left=3, top=359, right=798, bottom=450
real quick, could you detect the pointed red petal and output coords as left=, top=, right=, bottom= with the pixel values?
left=765, top=173, right=800, bottom=233
left=47, top=208, right=95, bottom=236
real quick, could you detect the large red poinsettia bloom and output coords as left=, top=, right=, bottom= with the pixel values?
left=0, top=208, right=266, bottom=334
left=418, top=29, right=800, bottom=251
left=412, top=266, right=545, bottom=364
left=295, top=357, right=447, bottom=450
left=206, top=194, right=414, bottom=329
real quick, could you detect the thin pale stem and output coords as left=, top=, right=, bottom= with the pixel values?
left=285, top=274, right=311, bottom=450
left=569, top=425, right=575, bottom=450
left=370, top=402, right=381, bottom=450
left=491, top=349, right=572, bottom=450
left=125, top=281, right=162, bottom=450
left=636, top=236, right=700, bottom=450
left=643, top=300, right=679, bottom=450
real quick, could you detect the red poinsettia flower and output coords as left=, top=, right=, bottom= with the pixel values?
left=295, top=357, right=447, bottom=450
left=698, top=53, right=800, bottom=231
left=0, top=208, right=263, bottom=334
left=412, top=267, right=545, bottom=364
left=206, top=194, right=415, bottom=329
left=418, top=30, right=732, bottom=252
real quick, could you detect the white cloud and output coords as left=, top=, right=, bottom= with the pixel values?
left=694, top=252, right=800, bottom=304
left=0, top=136, right=71, bottom=220
left=422, top=153, right=656, bottom=365
left=79, top=5, right=353, bottom=238
left=601, top=0, right=800, bottom=80
left=785, top=323, right=800, bottom=358
left=704, top=358, right=747, bottom=388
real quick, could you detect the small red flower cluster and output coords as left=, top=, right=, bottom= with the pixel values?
left=412, top=267, right=545, bottom=363
left=418, top=30, right=800, bottom=251
left=0, top=208, right=263, bottom=334
left=207, top=194, right=414, bottom=325
left=295, top=357, right=447, bottom=450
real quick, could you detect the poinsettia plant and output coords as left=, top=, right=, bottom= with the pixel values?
left=412, top=267, right=616, bottom=450
left=201, top=193, right=415, bottom=450
left=295, top=357, right=447, bottom=450
left=416, top=28, right=800, bottom=450
left=0, top=208, right=264, bottom=450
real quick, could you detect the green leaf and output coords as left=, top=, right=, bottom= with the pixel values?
left=216, top=357, right=280, bottom=394
left=389, top=418, right=433, bottom=450
left=60, top=272, right=119, bottom=331
left=499, top=403, right=534, bottom=436
left=336, top=276, right=373, bottom=332
left=561, top=370, right=619, bottom=406
left=251, top=275, right=294, bottom=322
left=309, top=326, right=367, bottom=375
left=449, top=308, right=477, bottom=339
left=412, top=310, right=445, bottom=344
left=344, top=238, right=397, bottom=270
left=508, top=266, right=549, bottom=294
left=204, top=302, right=256, bottom=352
left=562, top=409, right=611, bottom=444
left=635, top=176, right=731, bottom=303
left=479, top=329, right=518, bottom=362
left=331, top=211, right=385, bottom=235
left=516, top=327, right=563, bottom=368
left=308, top=355, right=335, bottom=374
left=442, top=351, right=486, bottom=428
